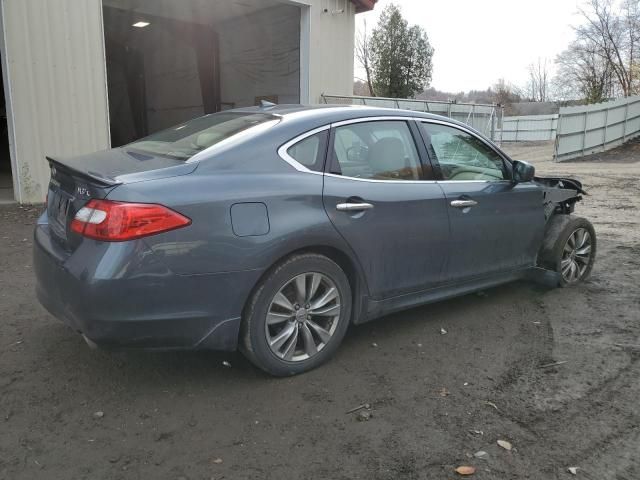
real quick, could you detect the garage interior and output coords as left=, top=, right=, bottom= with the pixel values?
left=0, top=54, right=13, bottom=203
left=103, top=0, right=301, bottom=147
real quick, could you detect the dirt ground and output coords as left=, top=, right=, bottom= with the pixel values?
left=1, top=141, right=639, bottom=480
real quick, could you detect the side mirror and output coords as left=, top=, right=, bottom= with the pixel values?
left=512, top=160, right=535, bottom=183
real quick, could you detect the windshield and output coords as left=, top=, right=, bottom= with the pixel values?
left=126, top=112, right=275, bottom=160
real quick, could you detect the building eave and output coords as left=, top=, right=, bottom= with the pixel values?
left=352, top=0, right=377, bottom=13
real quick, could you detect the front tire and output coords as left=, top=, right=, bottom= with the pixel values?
left=240, top=254, right=352, bottom=376
left=538, top=215, right=596, bottom=287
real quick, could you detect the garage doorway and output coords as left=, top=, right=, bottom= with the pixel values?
left=0, top=53, right=13, bottom=203
left=102, top=0, right=301, bottom=147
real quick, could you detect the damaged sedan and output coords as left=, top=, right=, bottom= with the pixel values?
left=34, top=105, right=595, bottom=376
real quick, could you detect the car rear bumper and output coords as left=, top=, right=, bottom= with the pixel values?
left=33, top=223, right=261, bottom=351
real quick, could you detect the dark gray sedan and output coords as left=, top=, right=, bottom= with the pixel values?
left=34, top=105, right=595, bottom=376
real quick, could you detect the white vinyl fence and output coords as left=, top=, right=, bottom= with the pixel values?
left=321, top=94, right=503, bottom=142
left=499, top=114, right=558, bottom=142
left=555, top=96, right=640, bottom=161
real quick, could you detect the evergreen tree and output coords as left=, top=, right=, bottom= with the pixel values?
left=368, top=4, right=434, bottom=98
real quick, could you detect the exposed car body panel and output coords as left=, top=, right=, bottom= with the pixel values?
left=534, top=176, right=585, bottom=220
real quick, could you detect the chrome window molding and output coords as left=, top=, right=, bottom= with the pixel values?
left=442, top=179, right=512, bottom=185
left=324, top=173, right=437, bottom=184
left=277, top=125, right=331, bottom=174
left=276, top=115, right=512, bottom=185
left=329, top=115, right=493, bottom=144
left=331, top=116, right=420, bottom=128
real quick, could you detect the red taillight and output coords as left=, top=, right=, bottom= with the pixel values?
left=70, top=200, right=191, bottom=241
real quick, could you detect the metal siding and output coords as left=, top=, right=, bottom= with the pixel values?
left=1, top=0, right=109, bottom=203
left=498, top=114, right=558, bottom=142
left=555, top=96, right=640, bottom=161
left=307, top=0, right=355, bottom=103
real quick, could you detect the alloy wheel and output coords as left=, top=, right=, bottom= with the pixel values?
left=561, top=228, right=592, bottom=283
left=265, top=272, right=341, bottom=362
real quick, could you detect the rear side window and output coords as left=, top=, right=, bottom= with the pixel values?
left=127, top=112, right=275, bottom=160
left=331, top=121, right=422, bottom=180
left=286, top=130, right=329, bottom=172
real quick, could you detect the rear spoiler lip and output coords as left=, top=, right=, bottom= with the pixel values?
left=46, top=156, right=122, bottom=187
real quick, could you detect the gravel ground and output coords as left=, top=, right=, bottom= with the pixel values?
left=1, top=141, right=639, bottom=480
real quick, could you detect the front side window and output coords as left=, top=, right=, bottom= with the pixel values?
left=331, top=121, right=422, bottom=180
left=127, top=112, right=276, bottom=160
left=421, top=123, right=507, bottom=181
left=286, top=130, right=328, bottom=172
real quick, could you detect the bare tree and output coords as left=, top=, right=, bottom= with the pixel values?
left=576, top=0, right=640, bottom=97
left=355, top=20, right=376, bottom=97
left=353, top=80, right=372, bottom=96
left=554, top=38, right=616, bottom=102
left=490, top=79, right=522, bottom=115
left=526, top=58, right=551, bottom=102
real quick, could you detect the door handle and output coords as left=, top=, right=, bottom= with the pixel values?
left=451, top=200, right=478, bottom=208
left=336, top=202, right=374, bottom=212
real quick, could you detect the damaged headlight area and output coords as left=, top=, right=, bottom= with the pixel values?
left=535, top=176, right=587, bottom=220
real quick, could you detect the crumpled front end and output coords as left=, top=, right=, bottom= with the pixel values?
left=534, top=176, right=586, bottom=220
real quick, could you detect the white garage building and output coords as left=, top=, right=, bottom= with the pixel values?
left=0, top=0, right=375, bottom=203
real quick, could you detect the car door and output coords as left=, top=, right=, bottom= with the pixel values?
left=322, top=118, right=450, bottom=299
left=418, top=120, right=546, bottom=282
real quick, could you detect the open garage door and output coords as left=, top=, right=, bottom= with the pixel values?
left=0, top=53, right=14, bottom=203
left=103, top=0, right=301, bottom=147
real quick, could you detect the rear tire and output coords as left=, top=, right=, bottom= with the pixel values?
left=240, top=254, right=352, bottom=376
left=538, top=215, right=596, bottom=287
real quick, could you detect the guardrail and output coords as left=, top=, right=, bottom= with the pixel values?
left=321, top=94, right=503, bottom=142
left=554, top=96, right=640, bottom=161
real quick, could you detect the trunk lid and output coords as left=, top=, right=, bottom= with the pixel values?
left=46, top=148, right=196, bottom=250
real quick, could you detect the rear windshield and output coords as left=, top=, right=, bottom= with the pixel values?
left=126, top=112, right=275, bottom=160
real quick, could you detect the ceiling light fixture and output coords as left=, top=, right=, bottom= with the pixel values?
left=132, top=21, right=150, bottom=28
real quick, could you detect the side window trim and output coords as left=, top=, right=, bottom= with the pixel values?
left=325, top=118, right=434, bottom=182
left=419, top=120, right=512, bottom=183
left=408, top=120, right=438, bottom=181
left=278, top=125, right=330, bottom=174
left=327, top=123, right=341, bottom=175
left=278, top=117, right=512, bottom=182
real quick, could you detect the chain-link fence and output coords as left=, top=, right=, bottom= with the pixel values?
left=321, top=94, right=504, bottom=142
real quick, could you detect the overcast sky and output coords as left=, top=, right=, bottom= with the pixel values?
left=356, top=0, right=581, bottom=93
